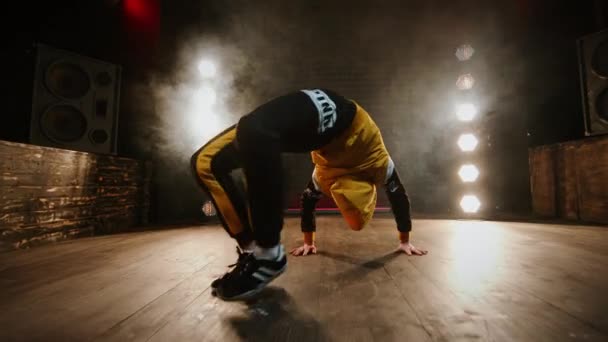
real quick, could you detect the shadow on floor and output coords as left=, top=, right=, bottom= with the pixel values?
left=316, top=250, right=404, bottom=288
left=227, top=287, right=327, bottom=341
left=318, top=250, right=401, bottom=269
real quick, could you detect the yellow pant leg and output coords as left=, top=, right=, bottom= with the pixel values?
left=192, top=127, right=246, bottom=237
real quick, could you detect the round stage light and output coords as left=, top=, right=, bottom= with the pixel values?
left=198, top=60, right=217, bottom=78
left=460, top=195, right=481, bottom=213
left=456, top=103, right=477, bottom=121
left=458, top=134, right=478, bottom=152
left=458, top=164, right=479, bottom=182
left=456, top=73, right=475, bottom=90
left=455, top=44, right=475, bottom=61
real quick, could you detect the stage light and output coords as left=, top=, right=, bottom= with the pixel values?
left=456, top=73, right=475, bottom=90
left=198, top=60, right=217, bottom=78
left=458, top=133, right=478, bottom=152
left=455, top=44, right=475, bottom=61
left=460, top=195, right=481, bottom=213
left=456, top=103, right=477, bottom=121
left=194, top=86, right=217, bottom=108
left=458, top=164, right=479, bottom=182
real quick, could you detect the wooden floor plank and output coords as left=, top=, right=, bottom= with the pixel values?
left=94, top=261, right=219, bottom=341
left=147, top=221, right=326, bottom=342
left=0, top=228, right=187, bottom=272
left=312, top=220, right=431, bottom=342
left=383, top=219, right=607, bottom=341
left=397, top=219, right=608, bottom=333
left=0, top=217, right=606, bottom=341
left=0, top=229, right=216, bottom=341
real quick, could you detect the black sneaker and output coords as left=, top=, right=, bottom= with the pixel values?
left=214, top=245, right=287, bottom=301
left=211, top=246, right=252, bottom=290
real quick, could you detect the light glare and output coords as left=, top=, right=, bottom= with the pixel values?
left=198, top=60, right=217, bottom=78
left=456, top=73, right=475, bottom=90
left=456, top=103, right=477, bottom=121
left=460, top=195, right=481, bottom=213
left=186, top=85, right=222, bottom=148
left=455, top=44, right=475, bottom=61
left=458, top=164, right=480, bottom=182
left=448, top=221, right=504, bottom=294
left=194, top=86, right=217, bottom=108
left=458, top=134, right=478, bottom=152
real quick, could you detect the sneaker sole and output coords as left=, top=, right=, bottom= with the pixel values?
left=214, top=263, right=287, bottom=301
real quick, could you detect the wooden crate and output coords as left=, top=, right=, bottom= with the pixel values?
left=0, top=140, right=151, bottom=251
left=529, top=135, right=608, bottom=224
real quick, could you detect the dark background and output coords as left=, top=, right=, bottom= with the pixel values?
left=1, top=0, right=606, bottom=223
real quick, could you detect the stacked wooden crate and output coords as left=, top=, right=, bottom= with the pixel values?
left=0, top=140, right=151, bottom=251
left=529, top=135, right=608, bottom=224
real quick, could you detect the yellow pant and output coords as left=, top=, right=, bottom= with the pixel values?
left=191, top=126, right=252, bottom=245
left=311, top=102, right=390, bottom=230
left=192, top=102, right=391, bottom=238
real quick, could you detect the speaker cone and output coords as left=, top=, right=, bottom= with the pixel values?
left=40, top=104, right=87, bottom=142
left=45, top=61, right=91, bottom=99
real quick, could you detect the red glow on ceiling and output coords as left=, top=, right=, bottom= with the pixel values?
left=123, top=0, right=153, bottom=19
left=124, top=0, right=159, bottom=24
left=122, top=0, right=160, bottom=53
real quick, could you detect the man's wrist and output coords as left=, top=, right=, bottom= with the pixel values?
left=398, top=231, right=410, bottom=243
left=304, top=232, right=315, bottom=245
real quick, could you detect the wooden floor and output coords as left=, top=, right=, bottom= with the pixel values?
left=1, top=217, right=607, bottom=342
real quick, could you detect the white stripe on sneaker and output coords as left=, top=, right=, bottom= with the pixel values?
left=252, top=272, right=270, bottom=281
left=253, top=265, right=284, bottom=282
left=258, top=266, right=280, bottom=276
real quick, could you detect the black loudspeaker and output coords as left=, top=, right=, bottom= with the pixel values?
left=30, top=44, right=121, bottom=154
left=578, top=29, right=608, bottom=136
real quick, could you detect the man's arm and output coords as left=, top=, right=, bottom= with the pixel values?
left=291, top=179, right=323, bottom=256
left=384, top=161, right=427, bottom=255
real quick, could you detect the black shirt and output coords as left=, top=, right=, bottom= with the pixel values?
left=242, top=88, right=356, bottom=152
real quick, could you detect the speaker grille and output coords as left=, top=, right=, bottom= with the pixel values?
left=45, top=61, right=91, bottom=99
left=41, top=104, right=87, bottom=142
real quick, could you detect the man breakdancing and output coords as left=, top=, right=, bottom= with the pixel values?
left=191, top=88, right=426, bottom=301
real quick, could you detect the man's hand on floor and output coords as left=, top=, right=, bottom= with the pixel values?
left=397, top=242, right=428, bottom=256
left=290, top=243, right=317, bottom=256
